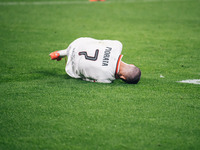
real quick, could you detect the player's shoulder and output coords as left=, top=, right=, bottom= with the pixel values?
left=113, top=40, right=122, bottom=47
left=105, top=40, right=123, bottom=51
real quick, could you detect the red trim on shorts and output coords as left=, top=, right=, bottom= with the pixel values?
left=115, top=55, right=123, bottom=75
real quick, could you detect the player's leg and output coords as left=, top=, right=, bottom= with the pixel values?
left=49, top=49, right=67, bottom=61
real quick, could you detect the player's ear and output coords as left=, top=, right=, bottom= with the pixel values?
left=120, top=75, right=126, bottom=80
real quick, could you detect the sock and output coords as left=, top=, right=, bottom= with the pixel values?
left=58, top=49, right=68, bottom=57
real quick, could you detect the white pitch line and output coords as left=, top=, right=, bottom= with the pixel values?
left=177, top=79, right=200, bottom=85
left=0, top=0, right=189, bottom=6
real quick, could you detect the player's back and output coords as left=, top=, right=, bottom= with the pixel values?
left=66, top=37, right=122, bottom=83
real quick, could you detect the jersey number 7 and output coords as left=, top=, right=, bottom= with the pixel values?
left=79, top=49, right=99, bottom=61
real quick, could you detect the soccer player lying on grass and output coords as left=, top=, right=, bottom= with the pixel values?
left=50, top=37, right=141, bottom=84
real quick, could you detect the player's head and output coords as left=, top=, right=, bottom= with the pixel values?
left=118, top=63, right=141, bottom=84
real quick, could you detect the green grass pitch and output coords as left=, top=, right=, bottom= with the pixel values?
left=0, top=0, right=200, bottom=149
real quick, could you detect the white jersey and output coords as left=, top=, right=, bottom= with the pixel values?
left=65, top=37, right=123, bottom=83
